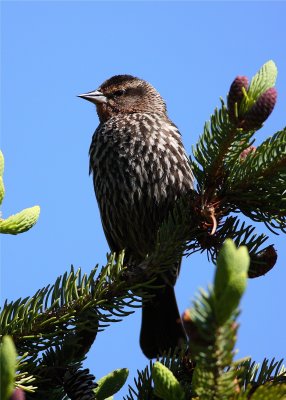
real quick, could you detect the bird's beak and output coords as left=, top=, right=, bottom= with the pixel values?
left=78, top=90, right=107, bottom=104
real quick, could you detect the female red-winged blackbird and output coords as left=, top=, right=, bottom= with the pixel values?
left=79, top=75, right=194, bottom=358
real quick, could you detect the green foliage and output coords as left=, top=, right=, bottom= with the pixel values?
left=1, top=254, right=140, bottom=341
left=214, top=239, right=249, bottom=324
left=240, top=60, right=277, bottom=113
left=237, top=357, right=286, bottom=392
left=0, top=336, right=17, bottom=400
left=127, top=241, right=286, bottom=399
left=189, top=240, right=248, bottom=399
left=94, top=368, right=129, bottom=400
left=246, top=384, right=286, bottom=400
left=0, top=252, right=157, bottom=398
left=0, top=336, right=37, bottom=399
left=156, top=60, right=285, bottom=279
left=0, top=150, right=4, bottom=176
left=124, top=347, right=193, bottom=400
left=0, top=206, right=41, bottom=234
left=0, top=150, right=40, bottom=234
left=227, top=128, right=286, bottom=233
left=152, top=362, right=185, bottom=400
left=192, top=99, right=237, bottom=184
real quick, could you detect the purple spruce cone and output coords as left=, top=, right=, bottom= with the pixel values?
left=227, top=76, right=249, bottom=121
left=9, top=388, right=26, bottom=400
left=240, top=145, right=256, bottom=161
left=239, top=87, right=277, bottom=130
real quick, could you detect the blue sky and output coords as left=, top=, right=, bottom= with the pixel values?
left=1, top=1, right=286, bottom=397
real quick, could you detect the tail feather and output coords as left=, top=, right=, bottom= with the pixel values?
left=140, top=285, right=186, bottom=359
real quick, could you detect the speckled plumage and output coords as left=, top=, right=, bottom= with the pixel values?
left=80, top=75, right=194, bottom=358
left=89, top=112, right=193, bottom=260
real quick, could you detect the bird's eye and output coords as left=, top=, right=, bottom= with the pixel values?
left=113, top=89, right=125, bottom=97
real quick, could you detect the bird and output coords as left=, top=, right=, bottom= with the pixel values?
left=78, top=75, right=194, bottom=359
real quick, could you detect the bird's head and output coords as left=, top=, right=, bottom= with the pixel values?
left=78, top=75, right=167, bottom=122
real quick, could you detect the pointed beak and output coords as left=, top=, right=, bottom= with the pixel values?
left=78, top=90, right=107, bottom=104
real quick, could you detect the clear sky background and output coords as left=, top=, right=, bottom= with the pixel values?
left=1, top=1, right=286, bottom=398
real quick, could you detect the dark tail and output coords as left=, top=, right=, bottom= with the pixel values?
left=140, top=285, right=186, bottom=359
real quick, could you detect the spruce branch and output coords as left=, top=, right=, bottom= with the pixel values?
left=125, top=241, right=285, bottom=399
left=154, top=60, right=284, bottom=278
left=226, top=128, right=286, bottom=233
left=243, top=383, right=286, bottom=400
left=230, top=128, right=286, bottom=183
left=126, top=240, right=284, bottom=399
left=1, top=257, right=143, bottom=350
left=124, top=347, right=193, bottom=400
left=187, top=241, right=249, bottom=399
left=236, top=358, right=286, bottom=399
left=238, top=358, right=286, bottom=391
left=0, top=253, right=158, bottom=396
left=0, top=336, right=37, bottom=400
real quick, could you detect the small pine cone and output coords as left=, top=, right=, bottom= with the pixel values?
left=9, top=388, right=25, bottom=400
left=227, top=76, right=249, bottom=121
left=63, top=368, right=97, bottom=400
left=240, top=145, right=256, bottom=160
left=239, top=87, right=277, bottom=131
left=248, top=245, right=277, bottom=278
